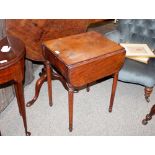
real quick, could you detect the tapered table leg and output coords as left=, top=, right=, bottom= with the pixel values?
left=45, top=61, right=53, bottom=107
left=68, top=86, right=74, bottom=132
left=14, top=84, right=22, bottom=116
left=15, top=81, right=31, bottom=136
left=109, top=72, right=118, bottom=112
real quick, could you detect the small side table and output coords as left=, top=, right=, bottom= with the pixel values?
left=0, top=35, right=30, bottom=136
left=43, top=31, right=125, bottom=131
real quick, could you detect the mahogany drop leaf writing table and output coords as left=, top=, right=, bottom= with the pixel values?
left=43, top=31, right=125, bottom=132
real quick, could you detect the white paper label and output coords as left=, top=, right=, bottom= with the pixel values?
left=0, top=60, right=8, bottom=64
left=1, top=46, right=11, bottom=52
left=55, top=50, right=60, bottom=54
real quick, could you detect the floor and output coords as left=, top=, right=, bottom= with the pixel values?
left=1, top=65, right=155, bottom=136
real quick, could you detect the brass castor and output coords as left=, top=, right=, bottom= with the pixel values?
left=109, top=108, right=112, bottom=113
left=145, top=96, right=150, bottom=103
left=142, top=119, right=148, bottom=125
left=69, top=126, right=73, bottom=132
left=26, top=131, right=31, bottom=136
left=26, top=101, right=33, bottom=107
left=142, top=114, right=152, bottom=125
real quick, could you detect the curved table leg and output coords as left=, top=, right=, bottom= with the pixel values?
left=142, top=104, right=155, bottom=125
left=26, top=72, right=47, bottom=107
left=52, top=71, right=68, bottom=91
left=26, top=66, right=69, bottom=107
left=15, top=81, right=31, bottom=136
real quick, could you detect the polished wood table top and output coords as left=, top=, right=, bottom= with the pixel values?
left=0, top=35, right=25, bottom=69
left=44, top=31, right=123, bottom=65
left=6, top=19, right=104, bottom=61
left=43, top=31, right=125, bottom=87
left=43, top=31, right=125, bottom=132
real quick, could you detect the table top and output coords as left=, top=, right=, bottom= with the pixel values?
left=43, top=31, right=124, bottom=66
left=6, top=19, right=104, bottom=62
left=0, top=35, right=25, bottom=70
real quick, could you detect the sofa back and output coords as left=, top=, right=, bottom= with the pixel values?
left=118, top=19, right=155, bottom=49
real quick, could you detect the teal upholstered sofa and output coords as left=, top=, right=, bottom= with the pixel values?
left=104, top=19, right=155, bottom=102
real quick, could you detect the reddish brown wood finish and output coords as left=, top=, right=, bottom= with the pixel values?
left=6, top=19, right=103, bottom=61
left=43, top=31, right=125, bottom=131
left=45, top=61, right=53, bottom=107
left=142, top=104, right=155, bottom=125
left=0, top=35, right=30, bottom=136
left=68, top=85, right=74, bottom=132
left=5, top=19, right=104, bottom=107
left=109, top=72, right=119, bottom=112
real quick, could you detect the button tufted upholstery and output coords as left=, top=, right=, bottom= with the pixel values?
left=104, top=19, right=155, bottom=102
